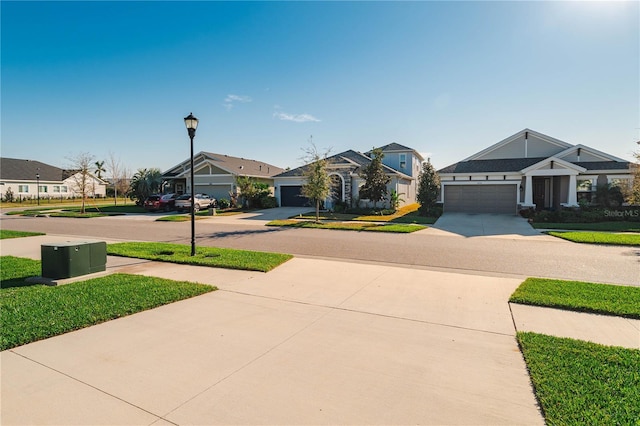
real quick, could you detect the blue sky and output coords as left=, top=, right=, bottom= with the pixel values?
left=2, top=1, right=638, bottom=176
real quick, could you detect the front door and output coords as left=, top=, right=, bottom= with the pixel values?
left=533, top=178, right=547, bottom=210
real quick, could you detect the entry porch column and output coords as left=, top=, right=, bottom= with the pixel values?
left=522, top=174, right=534, bottom=207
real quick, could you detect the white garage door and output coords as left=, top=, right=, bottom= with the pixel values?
left=444, top=185, right=517, bottom=215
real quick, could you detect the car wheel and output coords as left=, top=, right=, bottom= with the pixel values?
left=194, top=204, right=200, bottom=212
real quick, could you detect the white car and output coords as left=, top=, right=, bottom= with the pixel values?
left=175, top=194, right=214, bottom=212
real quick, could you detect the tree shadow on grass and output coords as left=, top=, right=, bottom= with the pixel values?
left=204, top=227, right=288, bottom=238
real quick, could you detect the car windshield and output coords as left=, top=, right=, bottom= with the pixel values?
left=176, top=195, right=190, bottom=200
left=161, top=194, right=174, bottom=200
left=146, top=196, right=160, bottom=201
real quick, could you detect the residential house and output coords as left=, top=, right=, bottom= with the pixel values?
left=0, top=158, right=107, bottom=200
left=438, top=129, right=633, bottom=215
left=274, top=143, right=424, bottom=208
left=161, top=152, right=285, bottom=201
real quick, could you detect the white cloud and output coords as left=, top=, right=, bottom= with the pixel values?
left=273, top=112, right=321, bottom=123
left=223, top=94, right=252, bottom=110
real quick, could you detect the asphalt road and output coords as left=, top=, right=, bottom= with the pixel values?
left=2, top=213, right=638, bottom=286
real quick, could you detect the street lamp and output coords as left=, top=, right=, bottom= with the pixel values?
left=36, top=172, right=40, bottom=206
left=184, top=112, right=199, bottom=256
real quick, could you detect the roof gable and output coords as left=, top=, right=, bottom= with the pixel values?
left=555, top=144, right=628, bottom=163
left=465, top=129, right=573, bottom=161
left=521, top=157, right=586, bottom=174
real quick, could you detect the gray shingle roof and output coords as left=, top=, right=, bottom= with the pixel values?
left=439, top=158, right=631, bottom=174
left=274, top=149, right=410, bottom=178
left=574, top=161, right=630, bottom=171
left=0, top=158, right=66, bottom=181
left=163, top=152, right=284, bottom=178
left=373, top=142, right=414, bottom=152
left=439, top=158, right=547, bottom=174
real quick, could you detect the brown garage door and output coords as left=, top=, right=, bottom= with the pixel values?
left=444, top=184, right=517, bottom=214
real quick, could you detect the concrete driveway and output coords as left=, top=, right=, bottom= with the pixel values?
left=427, top=213, right=546, bottom=238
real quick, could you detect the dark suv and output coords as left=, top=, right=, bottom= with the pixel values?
left=144, top=193, right=178, bottom=212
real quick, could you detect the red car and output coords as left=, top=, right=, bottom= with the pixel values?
left=143, top=193, right=178, bottom=212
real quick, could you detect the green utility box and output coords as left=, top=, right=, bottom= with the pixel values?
left=41, top=241, right=107, bottom=279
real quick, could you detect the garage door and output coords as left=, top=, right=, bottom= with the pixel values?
left=280, top=186, right=309, bottom=207
left=194, top=185, right=232, bottom=202
left=444, top=185, right=517, bottom=214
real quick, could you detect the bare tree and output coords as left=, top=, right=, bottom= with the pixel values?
left=106, top=152, right=124, bottom=205
left=67, top=152, right=95, bottom=214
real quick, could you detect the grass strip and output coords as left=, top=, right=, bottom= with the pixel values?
left=532, top=221, right=640, bottom=232
left=510, top=278, right=640, bottom=319
left=107, top=242, right=292, bottom=272
left=0, top=230, right=45, bottom=239
left=547, top=231, right=640, bottom=246
left=0, top=272, right=214, bottom=350
left=49, top=211, right=108, bottom=218
left=266, top=219, right=426, bottom=233
left=518, top=332, right=640, bottom=425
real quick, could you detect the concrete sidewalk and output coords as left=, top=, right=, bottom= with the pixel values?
left=1, top=235, right=637, bottom=425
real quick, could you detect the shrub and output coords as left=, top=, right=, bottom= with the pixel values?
left=259, top=196, right=278, bottom=209
left=217, top=198, right=230, bottom=209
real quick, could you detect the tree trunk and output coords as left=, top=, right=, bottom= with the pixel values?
left=315, top=199, right=320, bottom=222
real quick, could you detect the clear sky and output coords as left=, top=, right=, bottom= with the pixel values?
left=2, top=1, right=638, bottom=176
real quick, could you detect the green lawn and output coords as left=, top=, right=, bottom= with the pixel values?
left=518, top=332, right=640, bottom=425
left=1, top=256, right=42, bottom=288
left=510, top=278, right=640, bottom=319
left=107, top=242, right=292, bottom=272
left=0, top=268, right=214, bottom=351
left=547, top=231, right=640, bottom=246
left=0, top=255, right=214, bottom=350
left=266, top=219, right=426, bottom=233
left=532, top=221, right=640, bottom=232
left=0, top=230, right=45, bottom=239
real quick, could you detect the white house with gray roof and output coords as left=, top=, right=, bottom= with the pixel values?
left=274, top=143, right=424, bottom=208
left=438, top=129, right=633, bottom=215
left=0, top=158, right=107, bottom=200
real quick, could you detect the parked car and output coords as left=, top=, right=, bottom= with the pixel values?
left=144, top=193, right=178, bottom=212
left=175, top=194, right=214, bottom=212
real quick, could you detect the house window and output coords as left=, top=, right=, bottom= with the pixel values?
left=18, top=185, right=29, bottom=193
left=399, top=154, right=406, bottom=169
left=39, top=185, right=48, bottom=193
left=61, top=186, right=68, bottom=193
left=577, top=179, right=594, bottom=203
left=53, top=186, right=60, bottom=193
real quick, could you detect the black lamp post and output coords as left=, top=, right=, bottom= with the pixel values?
left=184, top=112, right=199, bottom=256
left=36, top=172, right=40, bottom=206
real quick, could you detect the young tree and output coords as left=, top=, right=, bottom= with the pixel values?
left=417, top=159, right=441, bottom=216
left=67, top=152, right=95, bottom=214
left=235, top=175, right=257, bottom=208
left=301, top=143, right=332, bottom=222
left=359, top=147, right=390, bottom=210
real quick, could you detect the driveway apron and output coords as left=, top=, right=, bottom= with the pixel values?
left=428, top=213, right=546, bottom=238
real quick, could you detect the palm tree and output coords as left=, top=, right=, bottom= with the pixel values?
left=128, top=168, right=162, bottom=205
left=94, top=161, right=106, bottom=179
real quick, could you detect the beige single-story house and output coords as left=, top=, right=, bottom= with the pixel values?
left=273, top=143, right=424, bottom=208
left=0, top=158, right=107, bottom=200
left=438, top=129, right=634, bottom=214
left=161, top=152, right=284, bottom=201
